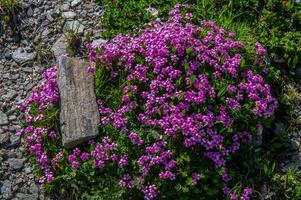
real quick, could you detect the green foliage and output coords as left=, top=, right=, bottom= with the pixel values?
left=0, top=0, right=21, bottom=21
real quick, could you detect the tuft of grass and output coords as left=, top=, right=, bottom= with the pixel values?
left=0, top=0, right=22, bottom=33
left=0, top=0, right=21, bottom=20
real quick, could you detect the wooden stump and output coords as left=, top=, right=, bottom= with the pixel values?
left=58, top=56, right=100, bottom=148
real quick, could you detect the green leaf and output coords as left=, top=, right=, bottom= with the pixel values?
left=185, top=62, right=189, bottom=72
left=189, top=74, right=195, bottom=86
left=186, top=46, right=193, bottom=55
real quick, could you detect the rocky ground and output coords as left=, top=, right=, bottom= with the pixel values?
left=0, top=0, right=103, bottom=199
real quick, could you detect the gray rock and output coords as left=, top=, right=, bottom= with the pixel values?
left=1, top=180, right=12, bottom=199
left=16, top=193, right=38, bottom=200
left=58, top=56, right=100, bottom=148
left=91, top=38, right=107, bottom=48
left=63, top=11, right=76, bottom=19
left=27, top=7, right=34, bottom=17
left=51, top=35, right=68, bottom=59
left=29, top=183, right=39, bottom=195
left=5, top=90, right=17, bottom=101
left=0, top=112, right=8, bottom=126
left=12, top=48, right=36, bottom=65
left=7, top=151, right=16, bottom=158
left=8, top=115, right=17, bottom=121
left=24, top=167, right=32, bottom=174
left=10, top=134, right=20, bottom=146
left=64, top=20, right=84, bottom=33
left=22, top=67, right=32, bottom=73
left=71, top=0, right=81, bottom=7
left=0, top=133, right=10, bottom=146
left=41, top=28, right=50, bottom=37
left=4, top=51, right=12, bottom=60
left=8, top=158, right=25, bottom=170
left=46, top=13, right=54, bottom=22
left=146, top=7, right=159, bottom=17
left=60, top=4, right=70, bottom=11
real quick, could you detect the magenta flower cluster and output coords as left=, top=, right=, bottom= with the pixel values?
left=85, top=4, right=277, bottom=199
left=18, top=4, right=277, bottom=200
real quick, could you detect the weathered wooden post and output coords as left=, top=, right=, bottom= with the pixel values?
left=57, top=55, right=100, bottom=148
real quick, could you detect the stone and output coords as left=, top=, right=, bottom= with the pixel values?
left=8, top=158, right=25, bottom=170
left=0, top=112, right=8, bottom=125
left=91, top=38, right=107, bottom=48
left=10, top=134, right=20, bottom=146
left=1, top=180, right=12, bottom=199
left=46, top=13, right=54, bottom=22
left=8, top=115, right=17, bottom=121
left=60, top=4, right=70, bottom=11
left=22, top=67, right=32, bottom=73
left=58, top=56, right=100, bottom=148
left=51, top=35, right=68, bottom=60
left=71, top=0, right=81, bottom=7
left=16, top=193, right=38, bottom=200
left=63, top=11, right=76, bottom=19
left=41, top=28, right=50, bottom=37
left=64, top=20, right=84, bottom=33
left=146, top=7, right=159, bottom=17
left=0, top=133, right=10, bottom=146
left=5, top=90, right=17, bottom=101
left=12, top=48, right=36, bottom=65
left=27, top=7, right=34, bottom=17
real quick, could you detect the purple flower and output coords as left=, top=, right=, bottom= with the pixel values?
left=142, top=184, right=159, bottom=200
left=80, top=152, right=90, bottom=161
left=192, top=173, right=201, bottom=186
left=241, top=187, right=252, bottom=200
left=118, top=155, right=128, bottom=168
left=71, top=161, right=79, bottom=169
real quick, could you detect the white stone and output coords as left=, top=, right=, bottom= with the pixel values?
left=12, top=48, right=36, bottom=64
left=146, top=7, right=159, bottom=17
left=64, top=20, right=84, bottom=33
left=62, top=11, right=76, bottom=19
left=0, top=112, right=9, bottom=126
left=71, top=0, right=81, bottom=7
left=91, top=38, right=107, bottom=48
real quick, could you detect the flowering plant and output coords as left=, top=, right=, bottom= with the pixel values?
left=19, top=4, right=277, bottom=200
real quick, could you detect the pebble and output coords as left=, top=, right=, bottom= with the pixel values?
left=91, top=38, right=107, bottom=48
left=63, top=11, right=77, bottom=19
left=0, top=133, right=10, bottom=146
left=12, top=48, right=36, bottom=65
left=8, top=158, right=25, bottom=170
left=71, top=0, right=81, bottom=7
left=10, top=134, right=21, bottom=146
left=27, top=7, right=34, bottom=17
left=64, top=20, right=85, bottom=33
left=0, top=112, right=9, bottom=126
left=1, top=180, right=12, bottom=199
